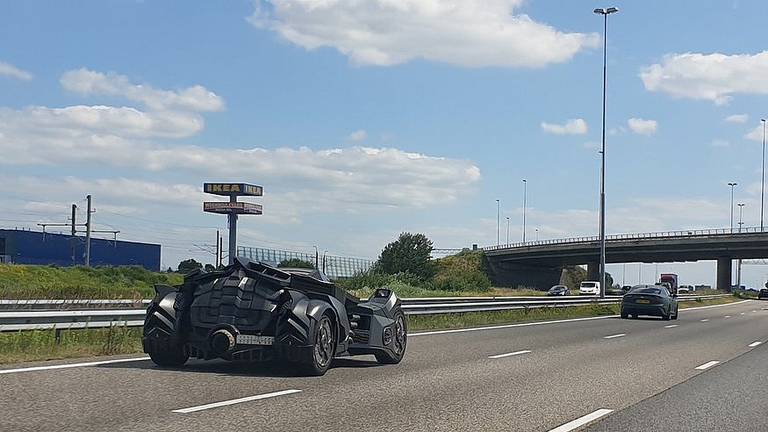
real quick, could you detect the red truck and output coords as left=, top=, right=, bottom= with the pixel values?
left=659, top=273, right=679, bottom=295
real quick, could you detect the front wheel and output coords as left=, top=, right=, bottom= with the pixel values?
left=672, top=306, right=679, bottom=320
left=620, top=311, right=628, bottom=319
left=299, top=313, right=336, bottom=376
left=375, top=310, right=407, bottom=365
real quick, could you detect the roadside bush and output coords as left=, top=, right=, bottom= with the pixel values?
left=429, top=251, right=491, bottom=292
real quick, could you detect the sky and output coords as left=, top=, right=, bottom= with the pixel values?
left=2, top=0, right=768, bottom=287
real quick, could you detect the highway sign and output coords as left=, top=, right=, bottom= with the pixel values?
left=203, top=183, right=263, bottom=197
left=203, top=201, right=263, bottom=215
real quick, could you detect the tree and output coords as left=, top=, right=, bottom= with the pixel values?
left=177, top=258, right=202, bottom=274
left=204, top=264, right=216, bottom=272
left=376, top=232, right=435, bottom=280
left=278, top=258, right=315, bottom=269
left=560, top=265, right=587, bottom=291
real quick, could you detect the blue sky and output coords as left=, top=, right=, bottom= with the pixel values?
left=2, top=0, right=768, bottom=287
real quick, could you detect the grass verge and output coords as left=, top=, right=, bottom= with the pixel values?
left=0, top=296, right=742, bottom=365
left=0, top=264, right=182, bottom=300
left=0, top=326, right=143, bottom=364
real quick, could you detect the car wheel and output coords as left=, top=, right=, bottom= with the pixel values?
left=375, top=310, right=408, bottom=365
left=662, top=308, right=671, bottom=321
left=620, top=311, right=628, bottom=319
left=300, top=313, right=336, bottom=376
left=147, top=341, right=188, bottom=367
left=672, top=306, right=679, bottom=320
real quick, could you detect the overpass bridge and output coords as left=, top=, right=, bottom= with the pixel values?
left=481, top=227, right=768, bottom=290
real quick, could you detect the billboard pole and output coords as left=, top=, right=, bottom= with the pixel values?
left=228, top=195, right=238, bottom=264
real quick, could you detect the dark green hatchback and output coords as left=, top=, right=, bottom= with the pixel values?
left=621, top=285, right=678, bottom=320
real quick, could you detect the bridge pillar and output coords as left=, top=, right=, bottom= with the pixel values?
left=587, top=261, right=600, bottom=281
left=716, top=257, right=732, bottom=292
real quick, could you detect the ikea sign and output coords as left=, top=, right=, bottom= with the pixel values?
left=203, top=183, right=263, bottom=197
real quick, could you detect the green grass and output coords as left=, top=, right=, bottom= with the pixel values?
left=0, top=264, right=182, bottom=299
left=0, top=326, right=143, bottom=364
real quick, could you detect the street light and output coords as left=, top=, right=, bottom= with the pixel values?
left=496, top=199, right=500, bottom=246
left=594, top=6, right=619, bottom=298
left=535, top=227, right=539, bottom=242
left=761, top=119, right=766, bottom=231
left=522, top=179, right=528, bottom=244
left=505, top=216, right=510, bottom=245
left=728, top=182, right=738, bottom=232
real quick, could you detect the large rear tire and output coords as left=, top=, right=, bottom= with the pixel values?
left=147, top=342, right=188, bottom=367
left=299, top=313, right=336, bottom=376
left=375, top=310, right=407, bottom=365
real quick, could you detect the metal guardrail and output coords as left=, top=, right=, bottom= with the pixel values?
left=482, top=226, right=768, bottom=252
left=0, top=294, right=732, bottom=331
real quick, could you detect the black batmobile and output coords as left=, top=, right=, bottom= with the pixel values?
left=142, top=258, right=407, bottom=376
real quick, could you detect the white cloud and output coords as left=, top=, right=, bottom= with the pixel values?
left=0, top=61, right=32, bottom=81
left=640, top=51, right=768, bottom=105
left=725, top=114, right=749, bottom=124
left=627, top=118, right=657, bottom=135
left=0, top=105, right=203, bottom=140
left=60, top=68, right=224, bottom=112
left=347, top=129, right=367, bottom=142
left=583, top=141, right=599, bottom=150
left=248, top=0, right=599, bottom=68
left=745, top=123, right=766, bottom=142
left=541, top=118, right=588, bottom=135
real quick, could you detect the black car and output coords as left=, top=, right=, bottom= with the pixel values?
left=547, top=285, right=570, bottom=296
left=143, top=258, right=407, bottom=376
left=759, top=288, right=768, bottom=300
left=621, top=284, right=679, bottom=320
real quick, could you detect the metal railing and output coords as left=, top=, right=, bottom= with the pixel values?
left=0, top=294, right=732, bottom=331
left=483, top=227, right=768, bottom=252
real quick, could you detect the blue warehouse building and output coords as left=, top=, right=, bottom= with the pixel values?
left=0, top=229, right=161, bottom=271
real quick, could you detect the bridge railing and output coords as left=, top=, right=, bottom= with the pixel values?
left=483, top=226, right=767, bottom=252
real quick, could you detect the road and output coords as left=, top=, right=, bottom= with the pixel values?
left=0, top=300, right=765, bottom=432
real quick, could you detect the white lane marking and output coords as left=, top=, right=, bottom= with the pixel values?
left=749, top=341, right=763, bottom=348
left=700, top=319, right=709, bottom=322
left=548, top=408, right=614, bottom=432
left=488, top=350, right=531, bottom=359
left=411, top=300, right=751, bottom=337
left=724, top=315, right=731, bottom=318
left=603, top=333, right=626, bottom=339
left=695, top=361, right=720, bottom=370
left=0, top=356, right=150, bottom=375
left=741, top=312, right=746, bottom=315
left=410, top=315, right=615, bottom=337
left=664, top=324, right=679, bottom=328
left=172, top=389, right=302, bottom=414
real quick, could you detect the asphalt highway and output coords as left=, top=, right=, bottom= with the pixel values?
left=0, top=300, right=766, bottom=432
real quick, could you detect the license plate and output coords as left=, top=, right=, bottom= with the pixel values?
left=636, top=299, right=650, bottom=304
left=236, top=335, right=274, bottom=346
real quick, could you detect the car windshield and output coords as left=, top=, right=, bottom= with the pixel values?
left=582, top=282, right=596, bottom=288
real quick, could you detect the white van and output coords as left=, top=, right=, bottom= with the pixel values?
left=579, top=281, right=600, bottom=295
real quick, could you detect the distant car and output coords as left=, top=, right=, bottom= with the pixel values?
left=621, top=284, right=679, bottom=320
left=677, top=285, right=690, bottom=294
left=759, top=288, right=768, bottom=300
left=547, top=285, right=570, bottom=296
left=579, top=281, right=600, bottom=295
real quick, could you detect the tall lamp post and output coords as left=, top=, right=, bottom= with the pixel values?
left=594, top=6, right=618, bottom=298
left=522, top=179, right=528, bottom=244
left=761, top=118, right=766, bottom=231
left=737, top=203, right=745, bottom=289
left=496, top=199, right=500, bottom=247
left=505, top=216, right=510, bottom=245
left=728, top=182, right=738, bottom=232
